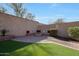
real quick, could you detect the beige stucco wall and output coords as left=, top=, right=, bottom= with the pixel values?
left=57, top=22, right=79, bottom=38
left=0, top=13, right=39, bottom=36
left=1, top=13, right=79, bottom=37
left=37, top=25, right=49, bottom=33
left=37, top=24, right=57, bottom=35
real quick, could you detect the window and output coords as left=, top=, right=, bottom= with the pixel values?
left=26, top=30, right=30, bottom=34
left=36, top=30, right=41, bottom=33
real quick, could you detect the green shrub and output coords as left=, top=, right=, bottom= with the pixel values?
left=0, top=29, right=8, bottom=36
left=68, top=27, right=79, bottom=38
left=48, top=30, right=57, bottom=37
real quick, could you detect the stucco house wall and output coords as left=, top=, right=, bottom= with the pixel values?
left=0, top=12, right=79, bottom=37
left=37, top=24, right=57, bottom=35
left=57, top=22, right=79, bottom=38
left=0, top=13, right=40, bottom=36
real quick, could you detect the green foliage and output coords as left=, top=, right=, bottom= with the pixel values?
left=68, top=27, right=79, bottom=38
left=0, top=29, right=8, bottom=36
left=48, top=30, right=57, bottom=37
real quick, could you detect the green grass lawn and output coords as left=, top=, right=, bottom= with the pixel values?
left=0, top=40, right=79, bottom=56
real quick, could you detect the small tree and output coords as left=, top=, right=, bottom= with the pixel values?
left=0, top=7, right=7, bottom=13
left=0, top=29, right=8, bottom=36
left=26, top=13, right=35, bottom=20
left=8, top=3, right=27, bottom=18
left=54, top=18, right=64, bottom=24
left=68, top=27, right=79, bottom=40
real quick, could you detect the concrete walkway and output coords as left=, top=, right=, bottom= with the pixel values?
left=13, top=36, right=79, bottom=50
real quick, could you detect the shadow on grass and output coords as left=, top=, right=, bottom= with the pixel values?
left=0, top=40, right=32, bottom=56
left=0, top=35, right=49, bottom=56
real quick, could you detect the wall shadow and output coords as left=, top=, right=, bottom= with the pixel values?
left=14, top=35, right=49, bottom=43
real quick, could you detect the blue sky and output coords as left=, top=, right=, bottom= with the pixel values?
left=1, top=3, right=79, bottom=24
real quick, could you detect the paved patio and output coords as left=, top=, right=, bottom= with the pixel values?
left=13, top=36, right=79, bottom=50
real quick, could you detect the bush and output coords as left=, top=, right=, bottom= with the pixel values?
left=68, top=27, right=79, bottom=39
left=0, top=29, right=8, bottom=36
left=48, top=30, right=57, bottom=37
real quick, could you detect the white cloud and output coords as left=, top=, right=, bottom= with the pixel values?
left=51, top=3, right=58, bottom=6
left=55, top=14, right=64, bottom=18
left=40, top=16, right=51, bottom=19
left=35, top=14, right=65, bottom=24
left=35, top=16, right=53, bottom=23
left=35, top=16, right=52, bottom=19
left=35, top=14, right=64, bottom=21
left=48, top=14, right=65, bottom=24
left=50, top=3, right=60, bottom=8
